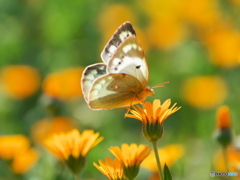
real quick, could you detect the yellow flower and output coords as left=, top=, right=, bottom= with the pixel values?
left=98, top=4, right=136, bottom=44
left=0, top=65, right=40, bottom=99
left=180, top=0, right=220, bottom=29
left=140, top=0, right=186, bottom=49
left=0, top=135, right=38, bottom=174
left=141, top=144, right=184, bottom=172
left=125, top=99, right=181, bottom=142
left=213, top=147, right=240, bottom=173
left=12, top=148, right=38, bottom=174
left=109, top=144, right=151, bottom=179
left=31, top=116, right=75, bottom=144
left=44, top=129, right=103, bottom=175
left=182, top=76, right=228, bottom=109
left=203, top=23, right=240, bottom=68
left=98, top=4, right=149, bottom=53
left=146, top=18, right=186, bottom=50
left=0, top=135, right=29, bottom=160
left=215, top=106, right=232, bottom=147
left=93, top=157, right=126, bottom=180
left=42, top=67, right=83, bottom=100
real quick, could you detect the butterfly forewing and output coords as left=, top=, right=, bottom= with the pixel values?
left=107, top=36, right=148, bottom=87
left=81, top=63, right=107, bottom=101
left=88, top=73, right=144, bottom=109
left=101, top=21, right=136, bottom=63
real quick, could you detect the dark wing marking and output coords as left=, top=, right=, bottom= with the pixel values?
left=107, top=36, right=148, bottom=86
left=101, top=21, right=136, bottom=63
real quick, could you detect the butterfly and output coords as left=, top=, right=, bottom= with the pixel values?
left=81, top=21, right=160, bottom=110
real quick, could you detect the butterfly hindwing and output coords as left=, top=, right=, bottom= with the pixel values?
left=107, top=36, right=148, bottom=87
left=101, top=21, right=136, bottom=63
left=88, top=73, right=144, bottom=109
left=81, top=63, right=107, bottom=101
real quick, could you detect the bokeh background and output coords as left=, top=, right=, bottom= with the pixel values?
left=0, top=0, right=240, bottom=179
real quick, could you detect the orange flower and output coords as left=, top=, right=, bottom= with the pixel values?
left=12, top=148, right=38, bottom=174
left=215, top=106, right=232, bottom=147
left=203, top=23, right=240, bottom=68
left=126, top=99, right=181, bottom=142
left=44, top=129, right=103, bottom=174
left=109, top=144, right=151, bottom=168
left=141, top=144, right=184, bottom=172
left=0, top=135, right=29, bottom=160
left=126, top=99, right=180, bottom=124
left=146, top=18, right=186, bottom=50
left=98, top=4, right=136, bottom=44
left=180, top=0, right=220, bottom=29
left=31, top=116, right=75, bottom=144
left=216, top=106, right=231, bottom=129
left=140, top=0, right=186, bottom=49
left=42, top=67, right=83, bottom=100
left=182, top=76, right=228, bottom=109
left=0, top=135, right=38, bottom=174
left=93, top=157, right=126, bottom=180
left=0, top=65, right=40, bottom=99
left=109, top=144, right=151, bottom=179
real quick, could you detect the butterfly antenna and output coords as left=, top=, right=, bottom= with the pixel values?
left=152, top=81, right=170, bottom=89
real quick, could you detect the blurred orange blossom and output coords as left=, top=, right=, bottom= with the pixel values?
left=182, top=76, right=228, bottom=109
left=42, top=67, right=83, bottom=100
left=0, top=65, right=40, bottom=99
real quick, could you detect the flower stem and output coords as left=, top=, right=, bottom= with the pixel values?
left=74, top=173, right=80, bottom=180
left=222, top=147, right=229, bottom=172
left=152, top=141, right=164, bottom=180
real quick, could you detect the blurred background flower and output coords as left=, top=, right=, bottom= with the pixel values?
left=42, top=67, right=83, bottom=101
left=182, top=76, right=228, bottom=109
left=0, top=135, right=38, bottom=174
left=31, top=116, right=76, bottom=144
left=141, top=144, right=184, bottom=179
left=0, top=65, right=40, bottom=99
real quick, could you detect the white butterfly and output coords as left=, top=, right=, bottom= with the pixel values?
left=81, top=22, right=155, bottom=109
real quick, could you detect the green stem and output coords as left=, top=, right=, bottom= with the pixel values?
left=222, top=147, right=229, bottom=172
left=152, top=141, right=164, bottom=180
left=74, top=173, right=80, bottom=180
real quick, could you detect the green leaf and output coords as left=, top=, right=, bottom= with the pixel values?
left=163, top=164, right=172, bottom=180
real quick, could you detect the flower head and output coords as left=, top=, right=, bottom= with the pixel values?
left=31, top=116, right=75, bottom=144
left=182, top=76, right=227, bottom=109
left=42, top=67, right=83, bottom=100
left=93, top=157, right=126, bottom=180
left=109, top=143, right=151, bottom=180
left=0, top=135, right=38, bottom=174
left=44, top=129, right=103, bottom=175
left=126, top=99, right=181, bottom=142
left=0, top=65, right=40, bottom=99
left=215, top=106, right=232, bottom=147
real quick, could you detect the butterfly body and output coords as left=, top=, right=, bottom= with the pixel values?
left=81, top=22, right=154, bottom=109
